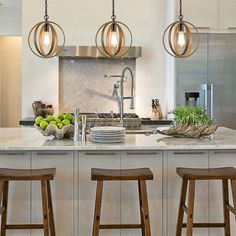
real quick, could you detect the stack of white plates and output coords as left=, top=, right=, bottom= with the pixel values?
left=90, top=126, right=126, bottom=143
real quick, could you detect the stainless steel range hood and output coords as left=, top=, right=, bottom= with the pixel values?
left=58, top=46, right=142, bottom=58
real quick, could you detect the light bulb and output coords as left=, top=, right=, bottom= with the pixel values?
left=43, top=30, right=51, bottom=47
left=177, top=31, right=186, bottom=48
left=111, top=31, right=118, bottom=48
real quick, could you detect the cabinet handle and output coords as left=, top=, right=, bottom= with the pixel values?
left=35, top=152, right=69, bottom=156
left=214, top=151, right=236, bottom=154
left=228, top=27, right=236, bottom=30
left=126, top=152, right=159, bottom=156
left=173, top=152, right=205, bottom=155
left=0, top=152, right=26, bottom=156
left=85, top=152, right=116, bottom=156
left=195, top=27, right=210, bottom=30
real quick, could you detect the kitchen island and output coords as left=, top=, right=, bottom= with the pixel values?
left=0, top=127, right=236, bottom=236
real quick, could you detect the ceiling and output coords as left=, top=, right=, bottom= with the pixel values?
left=0, top=0, right=21, bottom=8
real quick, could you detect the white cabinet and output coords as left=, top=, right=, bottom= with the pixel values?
left=180, top=0, right=219, bottom=29
left=219, top=0, right=236, bottom=29
left=209, top=150, right=236, bottom=236
left=120, top=151, right=163, bottom=236
left=0, top=151, right=31, bottom=236
left=165, top=151, right=209, bottom=236
left=78, top=151, right=121, bottom=236
left=31, top=151, right=74, bottom=236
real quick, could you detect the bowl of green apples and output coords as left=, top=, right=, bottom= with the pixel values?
left=34, top=113, right=81, bottom=139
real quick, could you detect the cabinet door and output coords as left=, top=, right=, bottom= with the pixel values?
left=166, top=151, right=209, bottom=236
left=219, top=0, right=236, bottom=29
left=31, top=151, right=74, bottom=236
left=120, top=151, right=163, bottom=236
left=209, top=150, right=236, bottom=236
left=0, top=151, right=31, bottom=236
left=78, top=151, right=121, bottom=236
left=180, top=0, right=218, bottom=29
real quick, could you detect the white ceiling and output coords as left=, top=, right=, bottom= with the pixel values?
left=0, top=0, right=21, bottom=8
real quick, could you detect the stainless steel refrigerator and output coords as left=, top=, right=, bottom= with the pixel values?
left=176, top=33, right=236, bottom=129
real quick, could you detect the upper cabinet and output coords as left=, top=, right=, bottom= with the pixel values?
left=181, top=0, right=219, bottom=29
left=179, top=0, right=236, bottom=30
left=219, top=0, right=236, bottom=29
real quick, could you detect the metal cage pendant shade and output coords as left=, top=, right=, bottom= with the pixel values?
left=28, top=0, right=65, bottom=59
left=163, top=0, right=200, bottom=58
left=95, top=0, right=133, bottom=58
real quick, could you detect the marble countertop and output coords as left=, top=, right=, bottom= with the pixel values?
left=0, top=127, right=235, bottom=151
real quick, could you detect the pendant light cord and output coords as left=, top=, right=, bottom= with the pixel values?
left=111, top=0, right=116, bottom=21
left=44, top=0, right=49, bottom=20
left=179, top=0, right=183, bottom=21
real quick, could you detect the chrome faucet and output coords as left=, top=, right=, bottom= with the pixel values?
left=105, top=67, right=135, bottom=127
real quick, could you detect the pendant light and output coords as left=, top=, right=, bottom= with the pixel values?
left=163, top=0, right=200, bottom=58
left=28, top=0, right=65, bottom=59
left=95, top=0, right=133, bottom=58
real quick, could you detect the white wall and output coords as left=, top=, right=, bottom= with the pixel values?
left=22, top=0, right=174, bottom=118
left=0, top=0, right=22, bottom=35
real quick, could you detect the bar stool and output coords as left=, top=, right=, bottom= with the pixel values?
left=0, top=168, right=56, bottom=236
left=176, top=167, right=236, bottom=236
left=91, top=168, right=153, bottom=236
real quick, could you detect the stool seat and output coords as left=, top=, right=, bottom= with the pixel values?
left=91, top=168, right=153, bottom=181
left=177, top=167, right=236, bottom=180
left=0, top=168, right=56, bottom=181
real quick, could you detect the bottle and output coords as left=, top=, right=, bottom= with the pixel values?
left=73, top=108, right=80, bottom=142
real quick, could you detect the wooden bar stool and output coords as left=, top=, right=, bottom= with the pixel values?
left=176, top=167, right=236, bottom=236
left=91, top=168, right=153, bottom=236
left=0, top=168, right=56, bottom=236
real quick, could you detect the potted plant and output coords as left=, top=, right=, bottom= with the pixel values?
left=158, top=106, right=218, bottom=138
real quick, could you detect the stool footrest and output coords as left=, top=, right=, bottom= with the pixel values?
left=100, top=224, right=143, bottom=229
left=6, top=224, right=44, bottom=230
left=182, top=223, right=225, bottom=228
left=227, top=204, right=236, bottom=216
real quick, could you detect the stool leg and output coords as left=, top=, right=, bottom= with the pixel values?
left=176, top=179, right=188, bottom=236
left=230, top=179, right=236, bottom=221
left=41, top=180, right=50, bottom=236
left=46, top=180, right=56, bottom=236
left=138, top=180, right=145, bottom=236
left=222, top=180, right=231, bottom=236
left=140, top=180, right=151, bottom=236
left=186, top=180, right=195, bottom=236
left=1, top=181, right=9, bottom=236
left=92, top=181, right=103, bottom=236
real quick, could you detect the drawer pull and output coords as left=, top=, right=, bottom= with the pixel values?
left=214, top=151, right=236, bottom=154
left=228, top=27, right=236, bottom=30
left=35, top=152, right=69, bottom=156
left=173, top=152, right=205, bottom=155
left=126, top=152, right=159, bottom=156
left=85, top=152, right=116, bottom=156
left=0, top=153, right=26, bottom=156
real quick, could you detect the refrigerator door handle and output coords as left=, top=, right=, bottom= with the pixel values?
left=201, top=84, right=213, bottom=118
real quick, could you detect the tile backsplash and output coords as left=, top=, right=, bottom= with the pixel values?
left=59, top=58, right=136, bottom=113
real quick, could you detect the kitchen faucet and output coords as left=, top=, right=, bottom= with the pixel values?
left=105, top=67, right=135, bottom=127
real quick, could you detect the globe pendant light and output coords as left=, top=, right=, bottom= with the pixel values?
left=28, top=0, right=65, bottom=59
left=95, top=0, right=133, bottom=58
left=163, top=0, right=200, bottom=58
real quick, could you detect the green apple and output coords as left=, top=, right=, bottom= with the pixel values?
left=64, top=113, right=73, bottom=121
left=57, top=114, right=64, bottom=120
left=71, top=117, right=75, bottom=125
left=55, top=118, right=61, bottom=124
left=35, top=116, right=43, bottom=126
left=57, top=123, right=63, bottom=129
left=49, top=121, right=57, bottom=125
left=40, top=120, right=48, bottom=130
left=47, top=115, right=55, bottom=122
left=62, top=119, right=70, bottom=125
